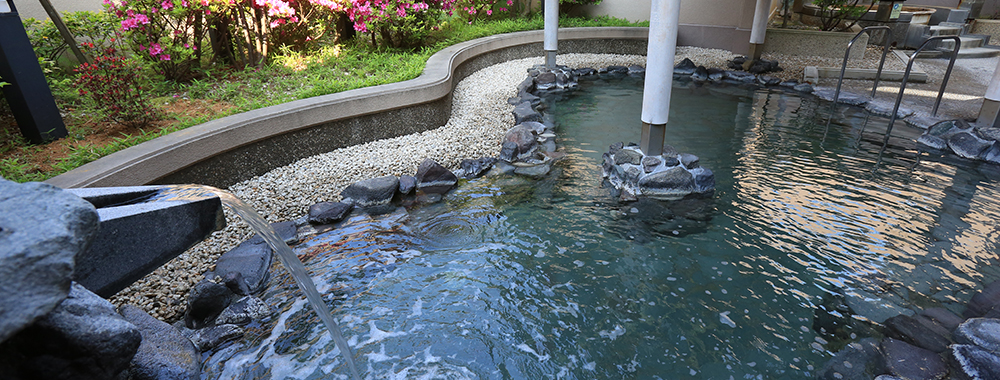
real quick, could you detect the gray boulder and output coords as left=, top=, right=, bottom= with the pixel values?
left=308, top=202, right=354, bottom=225
left=186, top=324, right=243, bottom=352
left=121, top=305, right=200, bottom=380
left=691, top=66, right=709, bottom=82
left=642, top=156, right=662, bottom=173
left=673, top=58, right=697, bottom=75
left=0, top=180, right=98, bottom=342
left=793, top=83, right=814, bottom=93
left=215, top=296, right=273, bottom=326
left=0, top=282, right=141, bottom=380
left=976, top=127, right=1000, bottom=142
left=213, top=237, right=273, bottom=295
left=949, top=344, right=1000, bottom=380
left=918, top=134, right=949, bottom=150
left=340, top=175, right=399, bottom=208
left=504, top=125, right=538, bottom=161
left=965, top=280, right=1000, bottom=318
left=512, top=101, right=542, bottom=124
left=983, top=143, right=1000, bottom=164
left=534, top=71, right=557, bottom=90
left=398, top=175, right=417, bottom=195
left=885, top=314, right=951, bottom=353
left=184, top=278, right=236, bottom=329
left=627, top=65, right=645, bottom=75
left=692, top=168, right=716, bottom=193
left=498, top=141, right=519, bottom=163
left=267, top=220, right=298, bottom=245
left=818, top=338, right=884, bottom=380
left=955, top=318, right=1000, bottom=352
left=679, top=153, right=700, bottom=169
left=614, top=148, right=644, bottom=166
left=460, top=157, right=497, bottom=179
left=948, top=132, right=993, bottom=159
left=416, top=159, right=458, bottom=194
left=637, top=166, right=696, bottom=199
left=881, top=338, right=948, bottom=380
left=724, top=70, right=756, bottom=83
left=922, top=307, right=964, bottom=331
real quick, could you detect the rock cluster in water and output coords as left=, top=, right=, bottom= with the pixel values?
left=917, top=119, right=1000, bottom=164
left=814, top=279, right=1000, bottom=380
left=602, top=142, right=715, bottom=201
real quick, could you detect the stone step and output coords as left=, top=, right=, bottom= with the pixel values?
left=939, top=36, right=987, bottom=51
left=930, top=25, right=963, bottom=36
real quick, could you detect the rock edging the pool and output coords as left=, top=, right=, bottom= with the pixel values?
left=45, top=27, right=651, bottom=190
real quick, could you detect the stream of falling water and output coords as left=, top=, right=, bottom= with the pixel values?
left=153, top=185, right=363, bottom=380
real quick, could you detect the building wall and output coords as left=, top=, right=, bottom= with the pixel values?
left=577, top=0, right=771, bottom=54
left=11, top=0, right=104, bottom=21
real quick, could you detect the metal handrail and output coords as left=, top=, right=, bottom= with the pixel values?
left=881, top=35, right=961, bottom=149
left=832, top=26, right=892, bottom=106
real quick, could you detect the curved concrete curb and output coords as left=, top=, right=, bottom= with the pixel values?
left=46, top=27, right=649, bottom=189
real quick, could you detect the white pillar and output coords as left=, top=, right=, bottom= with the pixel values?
left=748, top=0, right=771, bottom=60
left=640, top=0, right=681, bottom=156
left=979, top=59, right=1000, bottom=127
left=544, top=0, right=558, bottom=68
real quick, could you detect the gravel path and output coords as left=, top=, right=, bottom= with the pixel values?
left=110, top=47, right=995, bottom=322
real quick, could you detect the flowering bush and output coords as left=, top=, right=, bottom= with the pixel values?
left=22, top=11, right=118, bottom=64
left=74, top=47, right=160, bottom=128
left=104, top=0, right=207, bottom=81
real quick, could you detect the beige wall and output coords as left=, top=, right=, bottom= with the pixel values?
left=11, top=0, right=104, bottom=20
left=578, top=0, right=772, bottom=54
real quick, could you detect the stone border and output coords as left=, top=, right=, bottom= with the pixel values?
left=45, top=28, right=649, bottom=189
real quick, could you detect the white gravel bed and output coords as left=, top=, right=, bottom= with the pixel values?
left=110, top=48, right=744, bottom=321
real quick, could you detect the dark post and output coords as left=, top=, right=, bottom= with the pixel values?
left=0, top=0, right=68, bottom=144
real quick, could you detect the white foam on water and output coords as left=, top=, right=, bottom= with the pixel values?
left=599, top=324, right=626, bottom=340
left=515, top=343, right=551, bottom=362
left=573, top=260, right=585, bottom=267
left=719, top=311, right=737, bottom=328
left=371, top=306, right=393, bottom=316
left=361, top=320, right=408, bottom=346
left=410, top=297, right=423, bottom=317
left=365, top=344, right=398, bottom=363
left=422, top=347, right=441, bottom=364
left=583, top=361, right=596, bottom=371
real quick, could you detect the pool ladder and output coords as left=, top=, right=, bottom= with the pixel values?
left=828, top=27, right=960, bottom=150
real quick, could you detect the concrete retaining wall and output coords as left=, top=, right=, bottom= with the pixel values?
left=47, top=28, right=649, bottom=189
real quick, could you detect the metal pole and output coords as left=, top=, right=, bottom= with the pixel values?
left=544, top=0, right=558, bottom=68
left=748, top=0, right=771, bottom=60
left=37, top=0, right=91, bottom=64
left=639, top=0, right=681, bottom=156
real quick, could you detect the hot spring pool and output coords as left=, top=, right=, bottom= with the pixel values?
left=203, top=76, right=1000, bottom=379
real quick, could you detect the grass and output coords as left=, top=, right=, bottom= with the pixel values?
left=0, top=13, right=645, bottom=183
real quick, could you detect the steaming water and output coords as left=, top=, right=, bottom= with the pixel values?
left=202, top=77, right=1000, bottom=379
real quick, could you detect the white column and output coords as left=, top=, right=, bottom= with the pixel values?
left=748, top=0, right=771, bottom=60
left=978, top=59, right=1000, bottom=127
left=544, top=0, right=558, bottom=68
left=639, top=0, right=681, bottom=155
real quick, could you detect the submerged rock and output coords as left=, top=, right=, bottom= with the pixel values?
left=884, top=314, right=951, bottom=353
left=881, top=338, right=948, bottom=380
left=818, top=338, right=884, bottom=380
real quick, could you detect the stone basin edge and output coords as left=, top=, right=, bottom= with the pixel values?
left=45, top=27, right=650, bottom=189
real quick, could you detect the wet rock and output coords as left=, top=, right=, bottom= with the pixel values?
left=679, top=153, right=700, bottom=169
left=187, top=324, right=243, bottom=352
left=341, top=175, right=399, bottom=208
left=813, top=88, right=870, bottom=106
left=881, top=338, right=948, bottom=380
left=498, top=141, right=519, bottom=163
left=747, top=59, right=781, bottom=74
left=661, top=153, right=680, bottom=167
left=614, top=148, right=644, bottom=166
left=845, top=288, right=914, bottom=323
left=922, top=307, right=964, bottom=331
left=0, top=180, right=98, bottom=342
left=609, top=141, right=624, bottom=155
left=964, top=280, right=1000, bottom=318
left=627, top=65, right=645, bottom=75
left=638, top=166, right=696, bottom=199
left=215, top=296, right=273, bottom=326
left=692, top=168, right=716, bottom=193
left=918, top=134, right=949, bottom=150
left=757, top=75, right=782, bottom=86
left=642, top=156, right=662, bottom=173
left=707, top=68, right=725, bottom=82
left=308, top=202, right=353, bottom=225
left=505, top=125, right=538, bottom=161
left=691, top=66, right=709, bottom=82
left=514, top=162, right=551, bottom=178
left=669, top=58, right=695, bottom=75
left=949, top=132, right=993, bottom=159
left=460, top=157, right=497, bottom=179
left=121, top=305, right=200, bottom=380
left=486, top=160, right=517, bottom=176
left=983, top=143, right=1000, bottom=164
left=213, top=237, right=273, bottom=295
left=780, top=79, right=799, bottom=87
left=398, top=175, right=417, bottom=195
left=884, top=314, right=951, bottom=353
left=512, top=101, right=542, bottom=124
left=184, top=277, right=236, bottom=329
left=604, top=65, right=629, bottom=74
left=793, top=83, right=814, bottom=93
left=949, top=344, right=1000, bottom=380
left=818, top=338, right=884, bottom=380
left=416, top=159, right=458, bottom=194
left=955, top=318, right=1000, bottom=352
left=266, top=220, right=298, bottom=245
left=866, top=101, right=915, bottom=119
left=976, top=127, right=1000, bottom=142
left=912, top=314, right=955, bottom=342
left=534, top=71, right=557, bottom=90
left=723, top=70, right=756, bottom=83
left=0, top=283, right=141, bottom=380
left=624, top=166, right=642, bottom=183
left=516, top=76, right=534, bottom=94
left=573, top=67, right=597, bottom=77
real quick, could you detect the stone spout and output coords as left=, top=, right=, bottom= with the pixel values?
left=65, top=186, right=226, bottom=298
